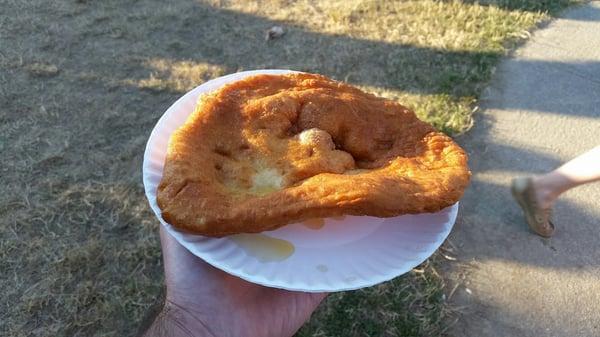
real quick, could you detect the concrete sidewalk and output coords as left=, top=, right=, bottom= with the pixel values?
left=446, top=2, right=600, bottom=337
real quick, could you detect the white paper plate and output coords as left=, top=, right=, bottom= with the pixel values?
left=143, top=69, right=458, bottom=292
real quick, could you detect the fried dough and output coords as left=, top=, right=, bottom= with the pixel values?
left=157, top=73, right=470, bottom=236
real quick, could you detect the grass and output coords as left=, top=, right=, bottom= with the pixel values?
left=297, top=257, right=454, bottom=337
left=0, top=0, right=580, bottom=336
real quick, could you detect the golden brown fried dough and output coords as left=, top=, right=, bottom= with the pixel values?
left=157, top=73, right=470, bottom=236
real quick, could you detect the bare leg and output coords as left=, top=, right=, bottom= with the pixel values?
left=511, top=146, right=600, bottom=237
left=533, top=146, right=600, bottom=209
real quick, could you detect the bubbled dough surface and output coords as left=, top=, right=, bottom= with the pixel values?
left=157, top=73, right=470, bottom=236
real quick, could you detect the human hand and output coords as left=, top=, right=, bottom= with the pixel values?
left=142, top=226, right=327, bottom=337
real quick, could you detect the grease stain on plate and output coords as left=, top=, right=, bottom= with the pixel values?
left=230, top=234, right=294, bottom=262
left=316, top=264, right=329, bottom=272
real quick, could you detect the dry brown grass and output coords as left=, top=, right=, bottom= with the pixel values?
left=0, top=0, right=578, bottom=336
left=126, top=59, right=227, bottom=93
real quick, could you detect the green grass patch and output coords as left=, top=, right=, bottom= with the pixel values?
left=297, top=259, right=449, bottom=337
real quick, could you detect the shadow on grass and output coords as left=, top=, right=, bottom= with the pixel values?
left=107, top=2, right=500, bottom=98
left=92, top=1, right=599, bottom=123
left=38, top=0, right=509, bottom=137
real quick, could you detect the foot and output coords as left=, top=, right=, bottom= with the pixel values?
left=511, top=177, right=555, bottom=237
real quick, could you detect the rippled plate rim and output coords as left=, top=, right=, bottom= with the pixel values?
left=142, top=69, right=458, bottom=292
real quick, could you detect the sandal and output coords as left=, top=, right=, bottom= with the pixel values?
left=511, top=177, right=555, bottom=238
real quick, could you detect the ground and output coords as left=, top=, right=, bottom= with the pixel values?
left=0, top=1, right=579, bottom=336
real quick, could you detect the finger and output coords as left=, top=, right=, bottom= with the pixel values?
left=310, top=292, right=328, bottom=304
left=160, top=225, right=198, bottom=267
left=269, top=288, right=328, bottom=309
left=305, top=292, right=328, bottom=309
left=160, top=226, right=211, bottom=285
